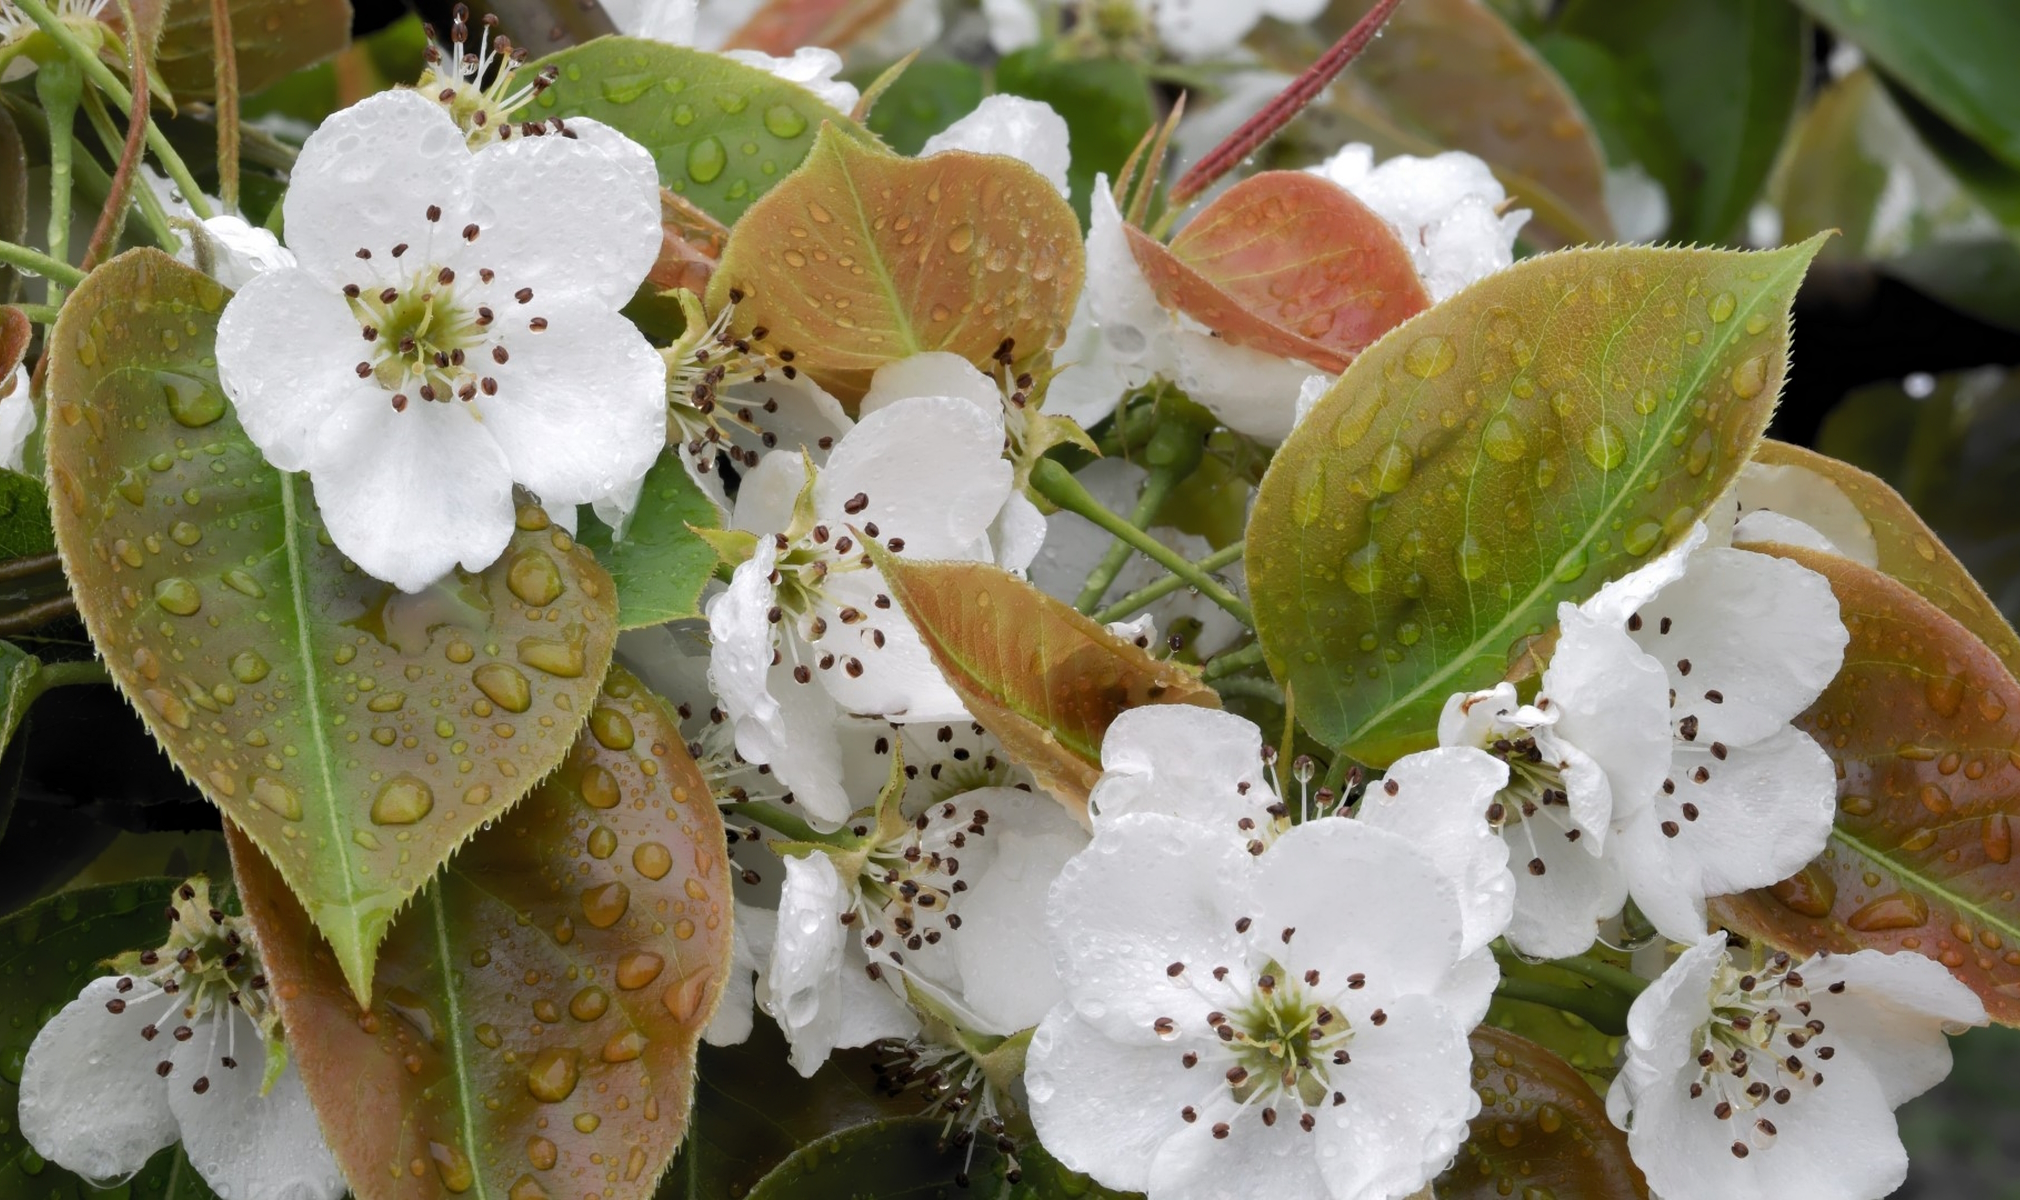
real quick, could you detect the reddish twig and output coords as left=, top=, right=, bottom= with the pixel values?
left=209, top=0, right=239, bottom=212
left=78, top=0, right=151, bottom=273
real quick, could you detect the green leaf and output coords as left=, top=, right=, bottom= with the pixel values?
left=1883, top=236, right=2020, bottom=334
left=152, top=0, right=354, bottom=100
left=1554, top=0, right=1804, bottom=242
left=527, top=37, right=879, bottom=227
left=708, top=126, right=1087, bottom=404
left=1436, top=1026, right=1648, bottom=1199
left=858, top=58, right=985, bottom=156
left=45, top=249, right=620, bottom=1001
left=1792, top=0, right=2020, bottom=174
left=745, top=1118, right=1023, bottom=1198
left=1708, top=546, right=2020, bottom=1024
left=0, top=879, right=224, bottom=1200
left=235, top=667, right=734, bottom=1200
left=0, top=468, right=57, bottom=561
left=994, top=48, right=1156, bottom=226
left=578, top=449, right=722, bottom=629
left=1883, top=77, right=2020, bottom=242
left=1770, top=69, right=1893, bottom=254
left=1249, top=237, right=1825, bottom=765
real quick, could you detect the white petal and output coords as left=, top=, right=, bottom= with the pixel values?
left=1578, top=523, right=1708, bottom=629
left=216, top=268, right=382, bottom=471
left=460, top=121, right=662, bottom=308
left=993, top=492, right=1048, bottom=576
left=1736, top=459, right=1879, bottom=567
left=1309, top=994, right=1480, bottom=1200
left=305, top=389, right=515, bottom=591
left=1254, top=820, right=1469, bottom=1009
left=1145, top=1094, right=1336, bottom=1200
left=168, top=1012, right=346, bottom=1200
left=816, top=396, right=1011, bottom=560
left=1631, top=547, right=1847, bottom=747
left=807, top=571, right=967, bottom=723
left=1047, top=813, right=1251, bottom=1041
left=1798, top=949, right=1986, bottom=1109
left=728, top=373, right=852, bottom=461
left=722, top=47, right=859, bottom=115
left=1732, top=509, right=1845, bottom=558
left=17, top=977, right=177, bottom=1182
left=703, top=901, right=777, bottom=1047
left=1502, top=818, right=1629, bottom=961
left=981, top=0, right=1041, bottom=53
left=1084, top=183, right=1178, bottom=380
left=1171, top=328, right=1319, bottom=445
left=1437, top=682, right=1524, bottom=749
left=186, top=215, right=297, bottom=290
left=0, top=365, right=35, bottom=471
left=1025, top=1007, right=1202, bottom=1193
left=819, top=941, right=919, bottom=1063
left=1044, top=293, right=1150, bottom=430
left=858, top=351, right=1000, bottom=417
left=281, top=90, right=472, bottom=283
left=921, top=95, right=1072, bottom=198
left=475, top=296, right=666, bottom=505
left=1357, top=747, right=1515, bottom=956
left=599, top=0, right=699, bottom=41
left=1088, top=705, right=1272, bottom=839
left=943, top=788, right=1088, bottom=1034
left=729, top=449, right=808, bottom=536
left=1544, top=604, right=1674, bottom=828
left=1152, top=0, right=1264, bottom=59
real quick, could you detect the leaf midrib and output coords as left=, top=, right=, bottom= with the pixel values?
left=1832, top=823, right=2020, bottom=950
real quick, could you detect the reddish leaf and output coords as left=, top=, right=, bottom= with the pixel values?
left=1438, top=1026, right=1648, bottom=1199
left=152, top=0, right=352, bottom=99
left=233, top=667, right=733, bottom=1198
left=1127, top=171, right=1430, bottom=374
left=647, top=187, right=731, bottom=298
left=0, top=306, right=27, bottom=380
left=721, top=0, right=902, bottom=55
left=1710, top=547, right=2020, bottom=1024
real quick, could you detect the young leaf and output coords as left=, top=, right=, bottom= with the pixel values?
left=527, top=38, right=879, bottom=227
left=1709, top=546, right=2020, bottom=1025
left=45, top=250, right=619, bottom=1001
left=871, top=548, right=1218, bottom=812
left=1742, top=440, right=2020, bottom=677
left=708, top=127, right=1087, bottom=404
left=0, top=305, right=26, bottom=378
left=1248, top=237, right=1825, bottom=765
left=232, top=668, right=733, bottom=1200
left=1436, top=1026, right=1648, bottom=1199
left=0, top=880, right=225, bottom=1200
left=577, top=449, right=722, bottom=629
left=152, top=0, right=354, bottom=99
left=1125, top=170, right=1430, bottom=375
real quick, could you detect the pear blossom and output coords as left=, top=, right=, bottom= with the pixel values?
left=215, top=88, right=666, bottom=591
left=1026, top=813, right=1494, bottom=1200
left=1608, top=933, right=1986, bottom=1199
left=0, top=364, right=33, bottom=471
left=141, top=168, right=298, bottom=289
left=1728, top=457, right=1880, bottom=566
left=16, top=880, right=344, bottom=1200
left=921, top=95, right=1073, bottom=198
left=706, top=395, right=1030, bottom=825
left=1308, top=144, right=1531, bottom=302
left=0, top=0, right=108, bottom=79
left=1439, top=525, right=1847, bottom=955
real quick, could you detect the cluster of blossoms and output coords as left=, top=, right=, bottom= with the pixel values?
left=6, top=4, right=1995, bottom=1200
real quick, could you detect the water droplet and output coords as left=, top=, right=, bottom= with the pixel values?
left=1345, top=542, right=1384, bottom=596
left=473, top=663, right=533, bottom=713
left=1925, top=674, right=1966, bottom=719
left=1686, top=428, right=1714, bottom=477
left=946, top=223, right=976, bottom=254
left=507, top=550, right=564, bottom=608
left=526, top=1136, right=558, bottom=1171
left=581, top=881, right=631, bottom=929
left=525, top=1047, right=580, bottom=1103
left=602, top=1030, right=646, bottom=1062
left=1847, top=891, right=1929, bottom=932
left=685, top=136, right=727, bottom=185
left=1729, top=355, right=1768, bottom=399
left=509, top=1174, right=549, bottom=1200
left=616, top=951, right=663, bottom=989
left=165, top=378, right=226, bottom=427
left=569, top=986, right=609, bottom=1022
left=1455, top=534, right=1488, bottom=582
left=153, top=578, right=201, bottom=616
left=1582, top=423, right=1626, bottom=470
left=1767, top=866, right=1835, bottom=918
left=573, top=1113, right=600, bottom=1134
left=1482, top=414, right=1526, bottom=463
left=371, top=777, right=435, bottom=825
left=429, top=1141, right=476, bottom=1194
left=252, top=776, right=301, bottom=821
left=1623, top=521, right=1662, bottom=556
left=1552, top=545, right=1588, bottom=583
left=1985, top=815, right=2013, bottom=864
left=663, top=969, right=713, bottom=1023
left=763, top=104, right=807, bottom=138
left=587, top=826, right=618, bottom=859
left=590, top=707, right=635, bottom=751
left=518, top=634, right=585, bottom=678
left=170, top=521, right=202, bottom=547
left=1371, top=444, right=1413, bottom=494
left=633, top=842, right=673, bottom=880
left=476, top=1024, right=503, bottom=1049
left=230, top=650, right=270, bottom=684
left=1402, top=335, right=1456, bottom=380
left=1708, top=292, right=1737, bottom=323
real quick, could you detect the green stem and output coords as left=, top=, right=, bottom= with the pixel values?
left=1543, top=952, right=1652, bottom=998
left=1208, top=674, right=1282, bottom=704
left=1032, top=459, right=1252, bottom=628
left=35, top=59, right=82, bottom=307
left=36, top=658, right=110, bottom=690
left=1201, top=641, right=1265, bottom=681
left=1491, top=977, right=1631, bottom=1037
left=1091, top=541, right=1244, bottom=625
left=12, top=0, right=214, bottom=220
left=15, top=303, right=61, bottom=324
left=721, top=800, right=829, bottom=846
left=1319, top=750, right=1351, bottom=797
left=81, top=87, right=178, bottom=250
left=0, top=240, right=87, bottom=289
left=1074, top=465, right=1182, bottom=613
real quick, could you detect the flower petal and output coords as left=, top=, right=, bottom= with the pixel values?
left=16, top=977, right=178, bottom=1182
left=1547, top=602, right=1674, bottom=828
left=1578, top=523, right=1708, bottom=628
left=216, top=268, right=383, bottom=471
left=1025, top=1007, right=1203, bottom=1193
left=921, top=95, right=1072, bottom=198
left=1735, top=459, right=1879, bottom=566
left=0, top=365, right=35, bottom=471
left=704, top=901, right=777, bottom=1047
left=816, top=396, right=1011, bottom=560
left=1797, top=949, right=1986, bottom=1109
left=1357, top=746, right=1514, bottom=957
left=808, top=570, right=968, bottom=723
left=305, top=391, right=516, bottom=592
left=1503, top=816, right=1629, bottom=961
left=280, top=90, right=471, bottom=284
left=941, top=787, right=1088, bottom=1034
left=475, top=295, right=666, bottom=505
left=1309, top=993, right=1479, bottom=1200
left=729, top=449, right=809, bottom=537
left=1088, top=705, right=1272, bottom=839
left=1144, top=1093, right=1337, bottom=1200
left=857, top=351, right=1001, bottom=417
left=167, top=1011, right=346, bottom=1200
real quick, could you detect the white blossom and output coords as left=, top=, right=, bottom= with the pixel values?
left=1608, top=934, right=1985, bottom=1200
left=0, top=364, right=33, bottom=471
left=215, top=88, right=666, bottom=591
left=1308, top=144, right=1531, bottom=302
left=723, top=47, right=859, bottom=114
left=1026, top=813, right=1494, bottom=1200
left=921, top=95, right=1073, bottom=198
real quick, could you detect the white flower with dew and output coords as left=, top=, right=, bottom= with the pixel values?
left=0, top=365, right=34, bottom=471
left=1308, top=143, right=1531, bottom=302
left=722, top=47, right=859, bottom=115
left=704, top=395, right=1023, bottom=825
left=1026, top=813, right=1494, bottom=1200
left=0, top=0, right=107, bottom=79
left=17, top=879, right=344, bottom=1200
left=215, top=88, right=666, bottom=591
left=1607, top=933, right=1986, bottom=1200
left=921, top=95, right=1072, bottom=199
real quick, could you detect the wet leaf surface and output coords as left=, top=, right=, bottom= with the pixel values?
left=1248, top=238, right=1823, bottom=764
left=1127, top=171, right=1429, bottom=374
left=235, top=667, right=733, bottom=1200
left=709, top=127, right=1086, bottom=404
left=153, top=0, right=353, bottom=100
left=578, top=449, right=721, bottom=630
left=46, top=250, right=618, bottom=1000
left=1710, top=547, right=2020, bottom=1025
left=1436, top=1026, right=1647, bottom=1199
left=872, top=549, right=1217, bottom=812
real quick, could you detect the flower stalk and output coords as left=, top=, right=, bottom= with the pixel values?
left=1031, top=458, right=1252, bottom=627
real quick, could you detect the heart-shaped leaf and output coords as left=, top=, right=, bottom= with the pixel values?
left=153, top=0, right=353, bottom=100
left=45, top=249, right=618, bottom=1001
left=1743, top=440, right=2020, bottom=676
left=1248, top=236, right=1826, bottom=765
left=233, top=666, right=733, bottom=1200
left=527, top=38, right=877, bottom=227
left=708, top=126, right=1087, bottom=404
left=0, top=879, right=226, bottom=1200
left=1709, top=546, right=2020, bottom=1024
left=577, top=450, right=721, bottom=630
left=872, top=547, right=1218, bottom=812
left=1126, top=171, right=1430, bottom=374
left=1436, top=1026, right=1648, bottom=1199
